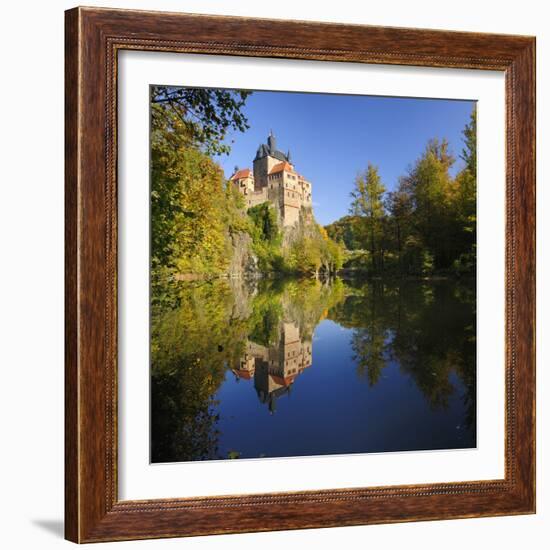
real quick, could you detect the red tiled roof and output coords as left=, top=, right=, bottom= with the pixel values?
left=232, top=369, right=253, bottom=380
left=268, top=162, right=294, bottom=175
left=230, top=168, right=252, bottom=180
left=270, top=374, right=296, bottom=386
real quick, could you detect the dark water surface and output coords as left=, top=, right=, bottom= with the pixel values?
left=151, top=277, right=476, bottom=463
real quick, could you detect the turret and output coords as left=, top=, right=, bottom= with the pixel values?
left=267, top=130, right=277, bottom=154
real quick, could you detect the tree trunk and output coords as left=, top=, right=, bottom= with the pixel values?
left=396, top=220, right=402, bottom=274
left=370, top=225, right=376, bottom=274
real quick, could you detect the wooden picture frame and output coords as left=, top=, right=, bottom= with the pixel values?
left=65, top=6, right=536, bottom=543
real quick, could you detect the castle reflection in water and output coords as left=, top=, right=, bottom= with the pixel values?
left=231, top=322, right=312, bottom=414
left=151, top=278, right=477, bottom=462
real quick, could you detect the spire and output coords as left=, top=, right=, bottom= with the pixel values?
left=267, top=130, right=276, bottom=154
left=286, top=149, right=291, bottom=162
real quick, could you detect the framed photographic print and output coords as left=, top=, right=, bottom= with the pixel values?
left=65, top=6, right=536, bottom=543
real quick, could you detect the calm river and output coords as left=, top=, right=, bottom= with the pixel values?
left=151, top=277, right=476, bottom=463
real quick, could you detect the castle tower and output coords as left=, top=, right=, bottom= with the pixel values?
left=232, top=131, right=313, bottom=226
left=253, top=131, right=289, bottom=190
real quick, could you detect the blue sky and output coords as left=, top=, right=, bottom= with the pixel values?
left=215, top=90, right=475, bottom=226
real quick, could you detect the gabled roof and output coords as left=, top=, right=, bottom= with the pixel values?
left=268, top=162, right=294, bottom=175
left=230, top=168, right=252, bottom=180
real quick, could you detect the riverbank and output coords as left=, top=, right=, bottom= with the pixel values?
left=172, top=268, right=475, bottom=284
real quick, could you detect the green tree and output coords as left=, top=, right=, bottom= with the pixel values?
left=247, top=203, right=280, bottom=243
left=385, top=176, right=414, bottom=273
left=450, top=107, right=477, bottom=273
left=404, top=138, right=456, bottom=269
left=320, top=229, right=345, bottom=273
left=325, top=215, right=363, bottom=250
left=350, top=163, right=386, bottom=271
left=151, top=86, right=251, bottom=155
left=329, top=115, right=477, bottom=277
left=246, top=202, right=284, bottom=272
left=288, top=236, right=322, bottom=277
left=461, top=107, right=477, bottom=176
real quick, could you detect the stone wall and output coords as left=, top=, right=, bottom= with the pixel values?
left=244, top=188, right=268, bottom=208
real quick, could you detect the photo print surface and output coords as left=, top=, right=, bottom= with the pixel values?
left=150, top=86, right=477, bottom=463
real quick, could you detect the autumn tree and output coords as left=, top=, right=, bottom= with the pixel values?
left=350, top=163, right=387, bottom=271
left=450, top=107, right=477, bottom=273
left=150, top=86, right=252, bottom=277
left=330, top=105, right=477, bottom=277
left=403, top=138, right=456, bottom=269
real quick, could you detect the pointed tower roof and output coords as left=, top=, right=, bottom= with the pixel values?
left=267, top=130, right=277, bottom=154
left=254, top=130, right=289, bottom=162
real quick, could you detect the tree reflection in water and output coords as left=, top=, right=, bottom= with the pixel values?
left=151, top=276, right=475, bottom=463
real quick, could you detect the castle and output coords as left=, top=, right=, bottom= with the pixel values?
left=230, top=131, right=313, bottom=227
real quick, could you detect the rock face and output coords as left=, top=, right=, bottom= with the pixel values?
left=227, top=231, right=260, bottom=280
left=282, top=206, right=315, bottom=247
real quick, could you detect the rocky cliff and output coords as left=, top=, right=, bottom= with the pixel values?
left=227, top=231, right=260, bottom=280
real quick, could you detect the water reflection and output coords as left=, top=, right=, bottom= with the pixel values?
left=150, top=276, right=476, bottom=463
left=232, top=321, right=313, bottom=414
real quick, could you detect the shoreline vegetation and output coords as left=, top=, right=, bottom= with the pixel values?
left=151, top=86, right=476, bottom=286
